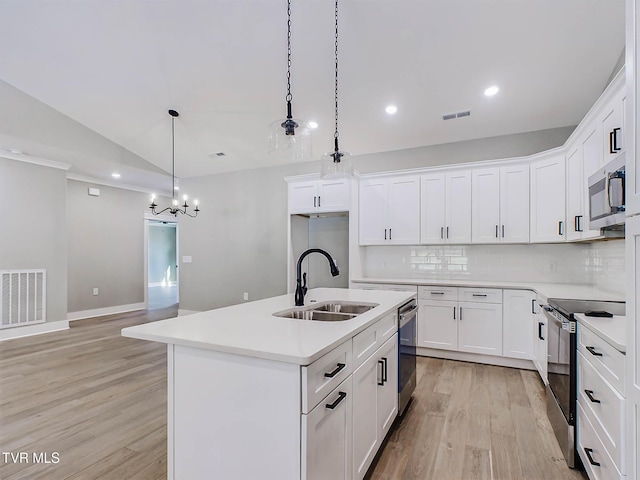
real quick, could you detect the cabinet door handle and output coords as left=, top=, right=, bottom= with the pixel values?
left=377, top=359, right=385, bottom=386
left=459, top=307, right=463, bottom=320
left=453, top=307, right=456, bottom=320
left=584, top=389, right=601, bottom=404
left=538, top=322, right=545, bottom=340
left=502, top=225, right=505, bottom=238
left=585, top=346, right=603, bottom=357
left=324, top=362, right=346, bottom=378
left=578, top=215, right=583, bottom=232
left=325, top=391, right=347, bottom=410
left=389, top=228, right=392, bottom=240
left=532, top=299, right=537, bottom=314
left=318, top=195, right=321, bottom=207
left=496, top=225, right=499, bottom=238
left=441, top=226, right=444, bottom=239
left=314, top=196, right=317, bottom=208
left=583, top=448, right=601, bottom=467
left=382, top=357, right=388, bottom=383
left=446, top=226, right=449, bottom=238
left=558, top=221, right=564, bottom=236
left=609, top=130, right=616, bottom=154
left=384, top=228, right=387, bottom=240
left=612, top=127, right=621, bottom=151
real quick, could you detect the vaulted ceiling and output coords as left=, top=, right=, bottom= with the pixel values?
left=0, top=0, right=626, bottom=191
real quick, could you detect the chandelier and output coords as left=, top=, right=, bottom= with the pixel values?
left=150, top=109, right=200, bottom=218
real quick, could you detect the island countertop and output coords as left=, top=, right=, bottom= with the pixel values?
left=121, top=287, right=414, bottom=365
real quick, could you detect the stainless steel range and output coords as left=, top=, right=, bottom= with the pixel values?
left=543, top=298, right=625, bottom=468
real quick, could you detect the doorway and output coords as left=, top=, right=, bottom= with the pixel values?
left=147, top=221, right=178, bottom=309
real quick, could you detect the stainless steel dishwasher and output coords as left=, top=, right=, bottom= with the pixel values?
left=398, top=298, right=418, bottom=415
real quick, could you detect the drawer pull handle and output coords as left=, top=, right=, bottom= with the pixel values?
left=324, top=362, right=346, bottom=378
left=584, top=390, right=601, bottom=403
left=325, top=391, right=347, bottom=410
left=583, top=447, right=601, bottom=467
left=585, top=346, right=603, bottom=357
left=431, top=291, right=445, bottom=295
left=472, top=294, right=488, bottom=297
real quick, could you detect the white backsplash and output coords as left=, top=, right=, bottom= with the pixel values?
left=361, top=240, right=625, bottom=291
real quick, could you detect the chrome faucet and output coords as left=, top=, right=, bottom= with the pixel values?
left=295, top=248, right=340, bottom=306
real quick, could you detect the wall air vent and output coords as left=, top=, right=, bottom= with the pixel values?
left=443, top=110, right=472, bottom=120
left=208, top=152, right=226, bottom=159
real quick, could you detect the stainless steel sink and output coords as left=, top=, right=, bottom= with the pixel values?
left=272, top=301, right=378, bottom=322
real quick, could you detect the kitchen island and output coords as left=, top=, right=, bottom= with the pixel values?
left=121, top=287, right=414, bottom=480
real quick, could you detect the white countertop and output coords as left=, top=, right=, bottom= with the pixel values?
left=575, top=313, right=627, bottom=353
left=351, top=277, right=625, bottom=303
left=121, top=287, right=414, bottom=365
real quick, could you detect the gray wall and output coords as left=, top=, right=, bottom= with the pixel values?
left=148, top=224, right=177, bottom=284
left=0, top=157, right=68, bottom=323
left=67, top=180, right=148, bottom=312
left=178, top=126, right=572, bottom=311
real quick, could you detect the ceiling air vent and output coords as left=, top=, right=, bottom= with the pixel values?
left=442, top=109, right=471, bottom=121
left=208, top=152, right=226, bottom=159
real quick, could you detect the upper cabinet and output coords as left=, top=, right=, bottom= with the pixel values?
left=420, top=171, right=471, bottom=244
left=530, top=154, right=566, bottom=243
left=359, top=175, right=420, bottom=245
left=471, top=164, right=529, bottom=243
left=289, top=178, right=350, bottom=214
left=601, top=87, right=625, bottom=165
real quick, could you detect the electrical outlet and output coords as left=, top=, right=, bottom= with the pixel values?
left=92, top=288, right=99, bottom=296
left=243, top=292, right=249, bottom=301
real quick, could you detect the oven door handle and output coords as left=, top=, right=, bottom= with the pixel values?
left=399, top=306, right=418, bottom=327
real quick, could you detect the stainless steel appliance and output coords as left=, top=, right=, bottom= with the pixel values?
left=544, top=298, right=625, bottom=468
left=588, top=152, right=625, bottom=230
left=398, top=298, right=417, bottom=415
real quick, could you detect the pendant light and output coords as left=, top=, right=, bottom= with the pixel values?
left=268, top=0, right=312, bottom=163
left=149, top=109, right=200, bottom=218
left=320, top=0, right=353, bottom=179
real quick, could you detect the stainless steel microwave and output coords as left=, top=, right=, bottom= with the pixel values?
left=588, top=152, right=625, bottom=229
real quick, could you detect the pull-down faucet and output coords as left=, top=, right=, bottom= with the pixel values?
left=295, top=248, right=340, bottom=306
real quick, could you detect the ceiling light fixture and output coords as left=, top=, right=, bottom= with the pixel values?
left=385, top=105, right=397, bottom=115
left=484, top=85, right=499, bottom=96
left=320, top=0, right=353, bottom=179
left=268, top=0, right=311, bottom=163
left=111, top=173, right=121, bottom=179
left=150, top=109, right=199, bottom=218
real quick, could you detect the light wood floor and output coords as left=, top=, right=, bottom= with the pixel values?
left=0, top=308, right=587, bottom=480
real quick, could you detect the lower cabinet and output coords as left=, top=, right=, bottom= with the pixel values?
left=502, top=289, right=535, bottom=360
left=533, top=301, right=548, bottom=384
left=303, top=376, right=353, bottom=480
left=352, top=334, right=398, bottom=480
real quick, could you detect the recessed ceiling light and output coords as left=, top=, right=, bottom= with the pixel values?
left=9, top=148, right=22, bottom=154
left=385, top=105, right=397, bottom=115
left=111, top=173, right=121, bottom=179
left=308, top=121, right=319, bottom=129
left=484, top=85, right=500, bottom=97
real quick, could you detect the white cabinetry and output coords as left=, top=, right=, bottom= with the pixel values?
left=421, top=171, right=471, bottom=244
left=502, top=289, right=535, bottom=360
left=359, top=176, right=420, bottom=245
left=530, top=154, right=566, bottom=242
left=471, top=164, right=529, bottom=243
left=289, top=178, right=350, bottom=214
left=533, top=296, right=548, bottom=384
left=577, top=322, right=626, bottom=480
left=417, top=286, right=502, bottom=356
left=601, top=87, right=625, bottom=165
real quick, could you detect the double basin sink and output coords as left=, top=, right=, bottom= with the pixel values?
left=273, top=301, right=379, bottom=322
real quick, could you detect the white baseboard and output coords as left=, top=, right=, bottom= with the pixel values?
left=67, top=302, right=146, bottom=321
left=178, top=309, right=200, bottom=316
left=417, top=347, right=536, bottom=370
left=0, top=320, right=69, bottom=341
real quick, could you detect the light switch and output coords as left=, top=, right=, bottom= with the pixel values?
left=92, top=288, right=99, bottom=296
left=88, top=188, right=100, bottom=196
left=183, top=256, right=192, bottom=263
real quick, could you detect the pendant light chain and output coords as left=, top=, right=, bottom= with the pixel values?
left=333, top=0, right=340, bottom=150
left=171, top=114, right=176, bottom=199
left=286, top=0, right=293, bottom=103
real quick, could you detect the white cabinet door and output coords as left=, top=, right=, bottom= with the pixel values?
left=318, top=179, right=350, bottom=213
left=388, top=176, right=420, bottom=244
left=601, top=95, right=624, bottom=164
left=500, top=164, right=530, bottom=243
left=303, top=377, right=353, bottom=480
left=566, top=147, right=584, bottom=242
left=472, top=167, right=500, bottom=243
left=377, top=335, right=398, bottom=442
left=289, top=181, right=318, bottom=214
left=417, top=300, right=458, bottom=351
left=420, top=173, right=446, bottom=244
left=534, top=306, right=548, bottom=385
left=359, top=179, right=388, bottom=245
left=352, top=355, right=378, bottom=480
left=457, top=302, right=503, bottom=356
left=446, top=171, right=472, bottom=244
left=530, top=155, right=566, bottom=243
left=502, top=289, right=535, bottom=360
left=626, top=215, right=640, bottom=479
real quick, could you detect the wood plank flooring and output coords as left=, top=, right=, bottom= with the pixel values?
left=1, top=308, right=587, bottom=480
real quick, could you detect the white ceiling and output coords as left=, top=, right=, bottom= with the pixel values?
left=0, top=0, right=626, bottom=191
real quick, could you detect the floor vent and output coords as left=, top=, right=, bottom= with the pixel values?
left=1, top=270, right=46, bottom=328
left=443, top=110, right=472, bottom=120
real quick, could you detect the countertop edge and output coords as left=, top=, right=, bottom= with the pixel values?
left=574, top=313, right=626, bottom=354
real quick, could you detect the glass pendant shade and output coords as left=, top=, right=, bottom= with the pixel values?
left=320, top=149, right=353, bottom=179
left=268, top=117, right=312, bottom=163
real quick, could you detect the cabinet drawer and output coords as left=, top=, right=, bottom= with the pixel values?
left=383, top=284, right=418, bottom=293
left=577, top=402, right=624, bottom=480
left=352, top=313, right=397, bottom=371
left=418, top=285, right=457, bottom=301
left=458, top=287, right=502, bottom=304
left=302, top=340, right=353, bottom=414
left=578, top=324, right=625, bottom=393
left=352, top=283, right=386, bottom=291
left=577, top=352, right=625, bottom=472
